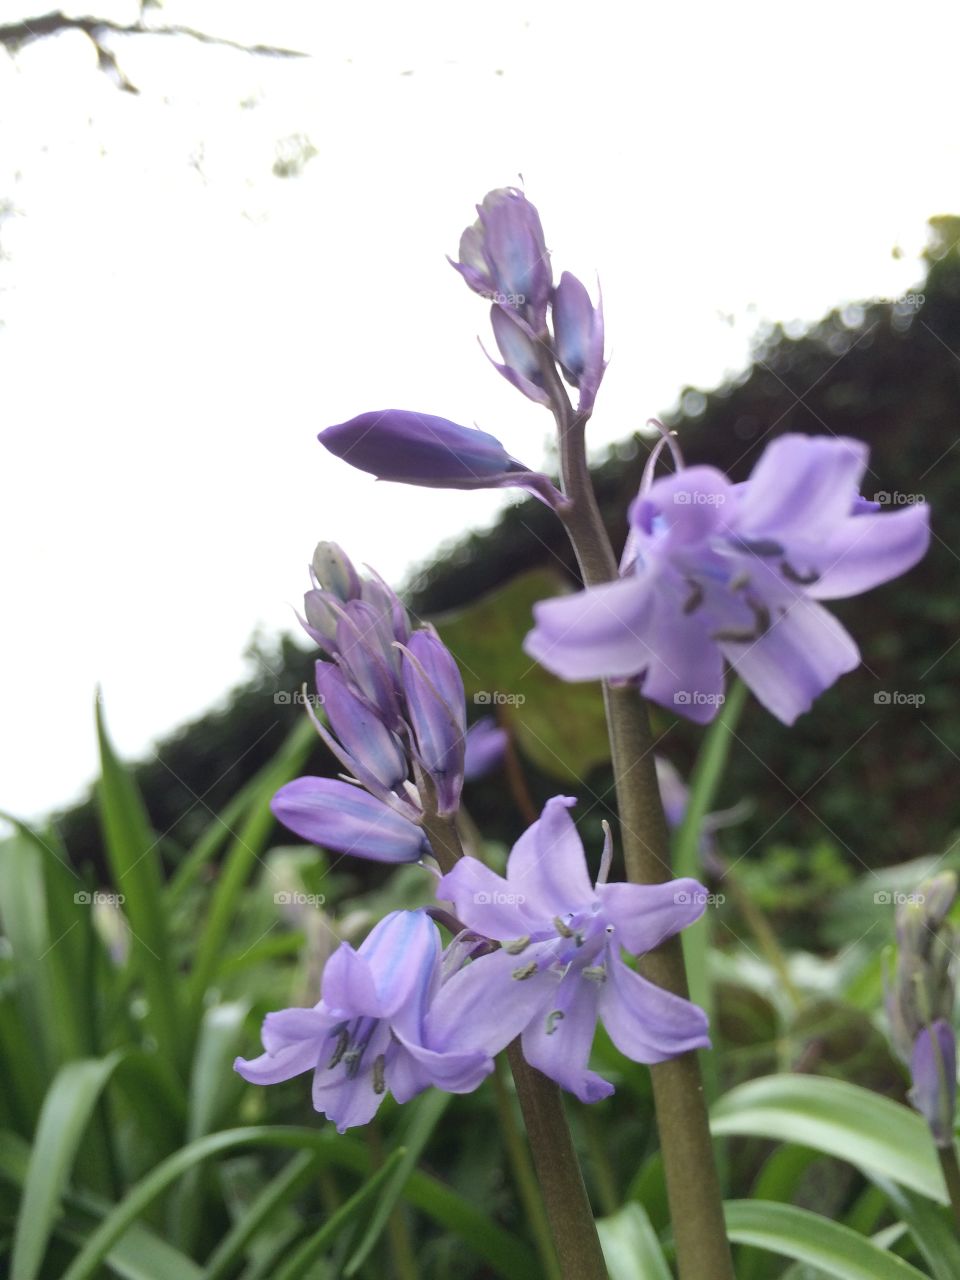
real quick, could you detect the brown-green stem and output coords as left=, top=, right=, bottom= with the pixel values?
left=421, top=807, right=608, bottom=1279
left=536, top=348, right=734, bottom=1279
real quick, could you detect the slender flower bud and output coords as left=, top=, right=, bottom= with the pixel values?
left=311, top=542, right=362, bottom=602
left=909, top=1020, right=958, bottom=1148
left=450, top=187, right=552, bottom=331
left=486, top=306, right=550, bottom=406
left=314, top=661, right=408, bottom=791
left=399, top=629, right=466, bottom=816
left=318, top=410, right=563, bottom=507
left=271, top=777, right=427, bottom=863
left=551, top=271, right=606, bottom=415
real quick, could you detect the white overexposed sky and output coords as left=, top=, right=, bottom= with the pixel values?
left=2, top=0, right=958, bottom=820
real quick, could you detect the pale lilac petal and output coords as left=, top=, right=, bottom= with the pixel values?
left=463, top=717, right=508, bottom=780
left=435, top=859, right=540, bottom=940
left=633, top=467, right=736, bottom=544
left=234, top=1040, right=320, bottom=1086
left=598, top=878, right=708, bottom=954
left=358, top=910, right=440, bottom=1019
left=720, top=596, right=860, bottom=725
left=520, top=970, right=612, bottom=1103
left=314, top=662, right=407, bottom=789
left=599, top=953, right=710, bottom=1062
left=260, top=1006, right=329, bottom=1053
left=321, top=944, right=382, bottom=1018
left=311, top=1026, right=392, bottom=1133
left=426, top=947, right=558, bottom=1057
left=524, top=574, right=655, bottom=681
left=271, top=777, right=426, bottom=863
left=390, top=1034, right=492, bottom=1101
left=633, top=582, right=725, bottom=724
left=505, top=796, right=593, bottom=917
left=808, top=504, right=931, bottom=600
left=735, top=435, right=867, bottom=541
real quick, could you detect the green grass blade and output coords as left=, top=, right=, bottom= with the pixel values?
left=273, top=1149, right=406, bottom=1280
left=11, top=1052, right=124, bottom=1280
left=597, top=1203, right=672, bottom=1280
left=723, top=1199, right=928, bottom=1279
left=870, top=1175, right=960, bottom=1280
left=202, top=1151, right=320, bottom=1280
left=95, top=700, right=181, bottom=1067
left=344, top=1088, right=450, bottom=1275
left=712, top=1074, right=946, bottom=1202
left=187, top=718, right=316, bottom=1009
left=60, top=1125, right=535, bottom=1280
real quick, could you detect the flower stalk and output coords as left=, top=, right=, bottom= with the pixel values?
left=536, top=345, right=735, bottom=1279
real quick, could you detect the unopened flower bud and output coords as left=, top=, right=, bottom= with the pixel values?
left=551, top=271, right=606, bottom=414
left=311, top=542, right=362, bottom=602
left=909, top=1020, right=958, bottom=1148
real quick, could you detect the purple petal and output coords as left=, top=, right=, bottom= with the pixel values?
left=321, top=943, right=382, bottom=1018
left=463, top=717, right=508, bottom=780
left=598, top=878, right=708, bottom=954
left=520, top=969, right=612, bottom=1103
left=910, top=1020, right=957, bottom=1147
left=736, top=435, right=867, bottom=542
left=599, top=951, right=710, bottom=1062
left=357, top=909, right=440, bottom=1020
left=435, top=858, right=540, bottom=940
left=311, top=1021, right=393, bottom=1132
left=488, top=305, right=551, bottom=406
left=319, top=410, right=536, bottom=491
left=552, top=271, right=605, bottom=413
left=390, top=1033, right=493, bottom=1101
left=524, top=574, right=655, bottom=681
left=261, top=1006, right=329, bottom=1053
left=505, top=796, right=593, bottom=918
left=314, top=661, right=408, bottom=790
left=426, top=946, right=558, bottom=1057
left=808, top=503, right=931, bottom=600
left=400, top=630, right=466, bottom=815
left=234, top=1040, right=320, bottom=1086
left=271, top=777, right=427, bottom=863
left=719, top=596, right=859, bottom=725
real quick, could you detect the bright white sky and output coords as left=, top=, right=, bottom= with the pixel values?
left=2, top=0, right=958, bottom=821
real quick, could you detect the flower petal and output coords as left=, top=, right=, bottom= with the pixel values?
left=358, top=909, right=440, bottom=1020
left=505, top=796, right=593, bottom=918
left=271, top=777, right=427, bottom=863
left=598, top=878, right=708, bottom=954
left=435, top=858, right=540, bottom=940
left=719, top=596, right=859, bottom=725
left=426, top=946, right=558, bottom=1057
left=735, top=435, right=867, bottom=541
left=233, top=1040, right=320, bottom=1086
left=524, top=574, right=655, bottom=681
left=599, top=952, right=710, bottom=1063
left=520, top=970, right=612, bottom=1103
left=808, top=503, right=931, bottom=600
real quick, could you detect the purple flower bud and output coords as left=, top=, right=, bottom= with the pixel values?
left=552, top=271, right=606, bottom=414
left=451, top=188, right=552, bottom=331
left=314, top=661, right=408, bottom=791
left=400, top=630, right=466, bottom=816
left=319, top=410, right=561, bottom=505
left=463, top=717, right=508, bottom=780
left=909, top=1020, right=958, bottom=1148
left=486, top=306, right=550, bottom=406
left=271, top=777, right=427, bottom=863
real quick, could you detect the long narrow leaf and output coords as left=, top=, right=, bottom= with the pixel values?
left=711, top=1075, right=946, bottom=1203
left=724, top=1199, right=928, bottom=1280
left=11, top=1053, right=124, bottom=1280
left=597, top=1203, right=672, bottom=1280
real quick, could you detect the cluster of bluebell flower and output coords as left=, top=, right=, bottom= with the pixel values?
left=237, top=185, right=934, bottom=1136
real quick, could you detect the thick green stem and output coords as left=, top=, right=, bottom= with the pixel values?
left=421, top=809, right=608, bottom=1279
left=537, top=350, right=734, bottom=1279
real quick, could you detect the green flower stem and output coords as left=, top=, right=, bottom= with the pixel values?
left=421, top=809, right=608, bottom=1280
left=536, top=349, right=734, bottom=1279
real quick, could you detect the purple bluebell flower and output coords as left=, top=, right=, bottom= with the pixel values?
left=429, top=797, right=710, bottom=1102
left=909, top=1020, right=958, bottom=1148
left=271, top=778, right=427, bottom=863
left=451, top=187, right=552, bottom=332
left=485, top=306, right=551, bottom=406
left=463, top=717, right=508, bottom=781
left=524, top=434, right=930, bottom=725
left=235, top=911, right=492, bottom=1131
left=552, top=271, right=605, bottom=415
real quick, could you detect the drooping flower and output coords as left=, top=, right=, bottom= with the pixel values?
left=318, top=410, right=562, bottom=506
left=272, top=546, right=468, bottom=861
left=450, top=187, right=553, bottom=332
left=524, top=434, right=930, bottom=725
left=428, top=796, right=710, bottom=1102
left=234, top=910, right=492, bottom=1132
